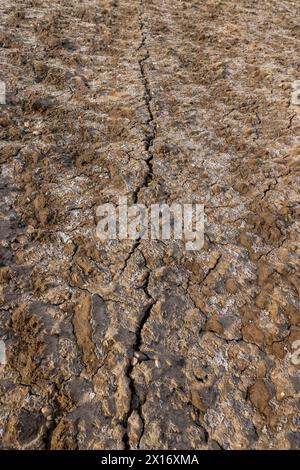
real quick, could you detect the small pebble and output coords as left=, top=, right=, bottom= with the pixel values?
left=41, top=405, right=53, bottom=417
left=133, top=351, right=148, bottom=362
left=155, top=358, right=161, bottom=368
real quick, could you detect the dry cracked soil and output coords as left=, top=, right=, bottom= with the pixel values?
left=0, top=0, right=300, bottom=451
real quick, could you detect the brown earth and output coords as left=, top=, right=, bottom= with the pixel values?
left=0, top=0, right=300, bottom=450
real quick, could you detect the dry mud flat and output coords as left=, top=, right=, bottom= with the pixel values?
left=0, top=0, right=300, bottom=450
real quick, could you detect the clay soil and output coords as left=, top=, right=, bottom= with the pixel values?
left=0, top=0, right=300, bottom=450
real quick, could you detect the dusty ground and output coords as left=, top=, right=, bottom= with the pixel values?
left=0, top=0, right=300, bottom=450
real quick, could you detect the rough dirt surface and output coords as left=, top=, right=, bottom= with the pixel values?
left=0, top=0, right=300, bottom=450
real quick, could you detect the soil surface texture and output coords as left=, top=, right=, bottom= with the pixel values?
left=0, top=0, right=300, bottom=450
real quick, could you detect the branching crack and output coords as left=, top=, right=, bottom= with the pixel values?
left=122, top=267, right=155, bottom=449
left=122, top=1, right=159, bottom=449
